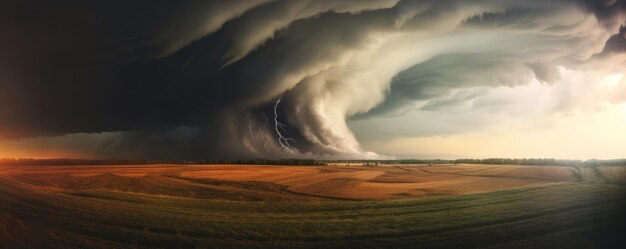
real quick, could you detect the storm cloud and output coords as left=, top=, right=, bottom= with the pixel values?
left=1, top=0, right=625, bottom=159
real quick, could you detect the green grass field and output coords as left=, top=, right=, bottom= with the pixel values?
left=1, top=176, right=625, bottom=249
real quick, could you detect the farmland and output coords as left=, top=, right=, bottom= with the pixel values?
left=1, top=164, right=625, bottom=248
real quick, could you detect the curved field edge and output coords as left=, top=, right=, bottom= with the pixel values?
left=1, top=178, right=625, bottom=249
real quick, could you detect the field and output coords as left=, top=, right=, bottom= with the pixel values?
left=1, top=164, right=625, bottom=248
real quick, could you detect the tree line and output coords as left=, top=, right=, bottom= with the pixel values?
left=0, top=158, right=327, bottom=166
left=334, top=158, right=626, bottom=167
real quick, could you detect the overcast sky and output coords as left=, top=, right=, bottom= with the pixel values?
left=1, top=0, right=625, bottom=159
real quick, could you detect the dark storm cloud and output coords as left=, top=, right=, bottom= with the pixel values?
left=0, top=0, right=397, bottom=158
left=1, top=0, right=625, bottom=159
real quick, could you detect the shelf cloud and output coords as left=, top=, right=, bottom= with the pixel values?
left=1, top=0, right=625, bottom=159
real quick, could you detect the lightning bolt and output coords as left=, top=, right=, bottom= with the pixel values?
left=273, top=98, right=295, bottom=153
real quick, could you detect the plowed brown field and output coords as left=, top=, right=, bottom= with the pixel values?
left=1, top=164, right=577, bottom=200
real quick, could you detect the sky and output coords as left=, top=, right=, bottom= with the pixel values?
left=1, top=0, right=626, bottom=160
